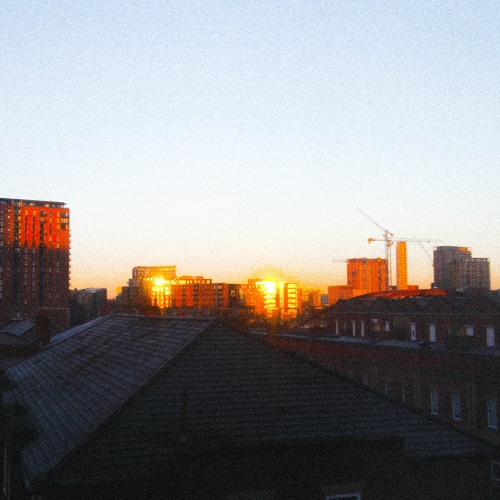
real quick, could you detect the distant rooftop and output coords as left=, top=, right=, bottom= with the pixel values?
left=0, top=198, right=66, bottom=208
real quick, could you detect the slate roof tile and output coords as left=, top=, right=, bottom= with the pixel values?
left=2, top=315, right=213, bottom=490
left=2, top=317, right=496, bottom=492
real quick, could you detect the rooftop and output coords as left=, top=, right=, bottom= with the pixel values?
left=2, top=315, right=495, bottom=492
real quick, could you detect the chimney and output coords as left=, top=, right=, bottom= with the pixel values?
left=35, top=313, right=51, bottom=345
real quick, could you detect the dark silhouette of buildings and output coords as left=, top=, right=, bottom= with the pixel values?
left=70, top=288, right=108, bottom=326
left=1, top=315, right=498, bottom=498
left=0, top=198, right=70, bottom=331
left=272, top=294, right=500, bottom=448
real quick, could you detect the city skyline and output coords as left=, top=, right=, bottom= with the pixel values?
left=2, top=2, right=498, bottom=296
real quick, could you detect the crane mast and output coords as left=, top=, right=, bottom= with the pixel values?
left=357, top=209, right=440, bottom=290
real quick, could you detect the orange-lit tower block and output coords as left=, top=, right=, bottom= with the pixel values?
left=0, top=198, right=70, bottom=330
left=396, top=241, right=408, bottom=290
left=347, top=258, right=387, bottom=294
left=240, top=279, right=300, bottom=319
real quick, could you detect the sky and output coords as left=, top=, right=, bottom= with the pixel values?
left=1, top=1, right=499, bottom=296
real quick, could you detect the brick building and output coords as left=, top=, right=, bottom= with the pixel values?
left=434, top=246, right=490, bottom=292
left=0, top=198, right=70, bottom=331
left=272, top=294, right=500, bottom=446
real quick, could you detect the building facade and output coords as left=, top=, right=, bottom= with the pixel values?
left=118, top=266, right=241, bottom=314
left=278, top=294, right=500, bottom=446
left=395, top=241, right=408, bottom=290
left=434, top=246, right=490, bottom=292
left=70, top=288, right=108, bottom=325
left=240, top=279, right=300, bottom=320
left=0, top=198, right=70, bottom=330
left=347, top=258, right=387, bottom=294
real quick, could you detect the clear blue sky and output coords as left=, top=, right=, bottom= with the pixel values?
left=2, top=1, right=499, bottom=296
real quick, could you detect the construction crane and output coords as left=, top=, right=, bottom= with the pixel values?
left=357, top=209, right=440, bottom=290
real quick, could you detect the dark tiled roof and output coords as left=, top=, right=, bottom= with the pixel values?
left=2, top=316, right=494, bottom=492
left=0, top=320, right=35, bottom=337
left=2, top=315, right=214, bottom=490
left=51, top=324, right=493, bottom=488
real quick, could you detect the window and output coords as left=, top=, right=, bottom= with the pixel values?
left=362, top=375, right=369, bottom=386
left=492, top=460, right=500, bottom=483
left=429, top=324, right=436, bottom=343
left=465, top=325, right=474, bottom=337
left=384, top=379, right=391, bottom=395
left=430, top=389, right=439, bottom=415
left=402, top=383, right=409, bottom=404
left=487, top=400, right=498, bottom=430
left=410, top=323, right=416, bottom=341
left=452, top=393, right=462, bottom=421
left=486, top=327, right=495, bottom=347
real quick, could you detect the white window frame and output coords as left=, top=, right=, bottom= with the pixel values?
left=487, top=399, right=498, bottom=430
left=486, top=326, right=495, bottom=347
left=360, top=320, right=365, bottom=338
left=410, top=323, right=416, bottom=341
left=351, top=320, right=356, bottom=337
left=465, top=325, right=474, bottom=337
left=429, top=323, right=436, bottom=343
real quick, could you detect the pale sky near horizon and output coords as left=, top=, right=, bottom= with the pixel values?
left=2, top=1, right=499, bottom=297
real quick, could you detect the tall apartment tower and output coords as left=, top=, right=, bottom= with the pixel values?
left=396, top=241, right=408, bottom=290
left=433, top=246, right=490, bottom=292
left=347, top=258, right=387, bottom=293
left=0, top=198, right=70, bottom=329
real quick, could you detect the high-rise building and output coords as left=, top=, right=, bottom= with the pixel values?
left=0, top=198, right=70, bottom=330
left=347, top=258, right=387, bottom=293
left=396, top=241, right=408, bottom=290
left=433, top=246, right=490, bottom=292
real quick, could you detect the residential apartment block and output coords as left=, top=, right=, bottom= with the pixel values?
left=118, top=266, right=239, bottom=313
left=240, top=279, right=300, bottom=320
left=347, top=258, right=387, bottom=293
left=434, top=246, right=490, bottom=292
left=277, top=294, right=500, bottom=447
left=0, top=198, right=70, bottom=330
